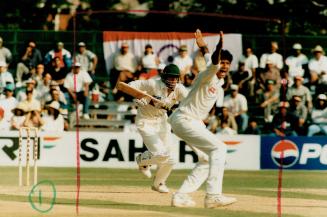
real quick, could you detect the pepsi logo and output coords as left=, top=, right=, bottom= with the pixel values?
left=271, top=140, right=299, bottom=168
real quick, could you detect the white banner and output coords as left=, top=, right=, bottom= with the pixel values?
left=103, top=31, right=242, bottom=74
left=0, top=131, right=259, bottom=170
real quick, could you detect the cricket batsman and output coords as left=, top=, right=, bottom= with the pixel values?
left=168, top=29, right=237, bottom=208
left=128, top=64, right=188, bottom=193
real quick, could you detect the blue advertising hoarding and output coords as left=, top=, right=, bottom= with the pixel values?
left=261, top=136, right=327, bottom=169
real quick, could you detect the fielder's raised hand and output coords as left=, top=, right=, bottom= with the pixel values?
left=211, top=31, right=223, bottom=65
left=194, top=29, right=209, bottom=56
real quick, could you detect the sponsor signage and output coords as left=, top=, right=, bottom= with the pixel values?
left=261, top=136, right=327, bottom=169
left=0, top=131, right=259, bottom=170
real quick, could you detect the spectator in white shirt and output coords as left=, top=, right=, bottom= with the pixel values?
left=307, top=94, right=327, bottom=136
left=75, top=41, right=98, bottom=89
left=308, top=45, right=327, bottom=84
left=16, top=78, right=38, bottom=102
left=223, top=84, right=249, bottom=133
left=260, top=41, right=283, bottom=70
left=241, top=46, right=259, bottom=78
left=216, top=120, right=237, bottom=135
left=11, top=103, right=27, bottom=130
left=139, top=44, right=160, bottom=80
left=0, top=37, right=12, bottom=66
left=41, top=101, right=64, bottom=132
left=0, top=83, right=17, bottom=126
left=64, top=62, right=92, bottom=119
left=285, top=43, right=309, bottom=85
left=0, top=61, right=14, bottom=92
left=35, top=72, right=52, bottom=105
left=173, top=45, right=193, bottom=83
left=110, top=42, right=138, bottom=89
left=75, top=42, right=98, bottom=74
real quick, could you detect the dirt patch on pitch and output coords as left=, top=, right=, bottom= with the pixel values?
left=0, top=200, right=194, bottom=217
left=2, top=185, right=327, bottom=217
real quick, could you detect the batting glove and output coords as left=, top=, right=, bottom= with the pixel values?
left=135, top=97, right=149, bottom=107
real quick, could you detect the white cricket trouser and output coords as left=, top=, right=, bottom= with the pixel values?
left=169, top=110, right=227, bottom=195
left=136, top=116, right=175, bottom=186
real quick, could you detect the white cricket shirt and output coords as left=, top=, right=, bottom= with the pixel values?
left=177, top=64, right=224, bottom=120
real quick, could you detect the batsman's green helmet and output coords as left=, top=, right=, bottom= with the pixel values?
left=162, top=64, right=180, bottom=77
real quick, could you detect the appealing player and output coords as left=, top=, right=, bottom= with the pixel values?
left=128, top=64, right=188, bottom=193
left=168, top=29, right=237, bottom=208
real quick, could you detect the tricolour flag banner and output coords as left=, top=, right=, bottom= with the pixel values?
left=103, top=31, right=242, bottom=75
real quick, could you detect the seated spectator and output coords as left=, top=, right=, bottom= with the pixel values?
left=41, top=101, right=64, bottom=132
left=244, top=118, right=261, bottom=135
left=214, top=106, right=238, bottom=133
left=16, top=78, right=38, bottom=102
left=23, top=108, right=44, bottom=129
left=0, top=37, right=12, bottom=66
left=239, top=47, right=259, bottom=101
left=287, top=75, right=313, bottom=112
left=271, top=101, right=299, bottom=137
left=308, top=45, right=327, bottom=85
left=0, top=61, right=14, bottom=92
left=307, top=94, right=327, bottom=136
left=11, top=103, right=27, bottom=130
left=216, top=120, right=237, bottom=135
left=257, top=79, right=279, bottom=123
left=47, top=56, right=68, bottom=91
left=0, top=83, right=17, bottom=125
left=138, top=44, right=160, bottom=80
left=223, top=84, right=249, bottom=133
left=16, top=40, right=42, bottom=85
left=35, top=72, right=52, bottom=106
left=75, top=41, right=98, bottom=75
left=173, top=45, right=193, bottom=83
left=258, top=57, right=281, bottom=91
left=289, top=95, right=308, bottom=135
left=285, top=43, right=308, bottom=84
left=44, top=41, right=72, bottom=70
left=34, top=64, right=45, bottom=84
left=259, top=41, right=283, bottom=70
left=44, top=88, right=69, bottom=130
left=110, top=42, right=137, bottom=89
left=20, top=88, right=41, bottom=113
left=64, top=62, right=92, bottom=119
left=231, top=60, right=251, bottom=95
left=75, top=41, right=98, bottom=90
left=241, top=46, right=259, bottom=78
left=43, top=81, right=67, bottom=105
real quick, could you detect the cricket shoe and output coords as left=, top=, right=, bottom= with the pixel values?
left=151, top=183, right=170, bottom=193
left=136, top=154, right=152, bottom=178
left=171, top=192, right=196, bottom=207
left=204, top=194, right=237, bottom=208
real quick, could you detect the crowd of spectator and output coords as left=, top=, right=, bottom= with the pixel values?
left=0, top=38, right=97, bottom=132
left=0, top=37, right=326, bottom=136
left=109, top=41, right=327, bottom=137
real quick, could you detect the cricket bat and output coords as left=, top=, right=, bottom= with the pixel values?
left=116, top=82, right=164, bottom=106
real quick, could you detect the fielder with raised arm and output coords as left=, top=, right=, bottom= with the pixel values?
left=128, top=64, right=188, bottom=193
left=169, top=29, right=237, bottom=208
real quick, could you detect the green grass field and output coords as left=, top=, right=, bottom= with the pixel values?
left=0, top=167, right=326, bottom=217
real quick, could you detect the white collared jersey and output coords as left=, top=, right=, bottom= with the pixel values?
left=177, top=63, right=224, bottom=120
left=129, top=78, right=189, bottom=119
